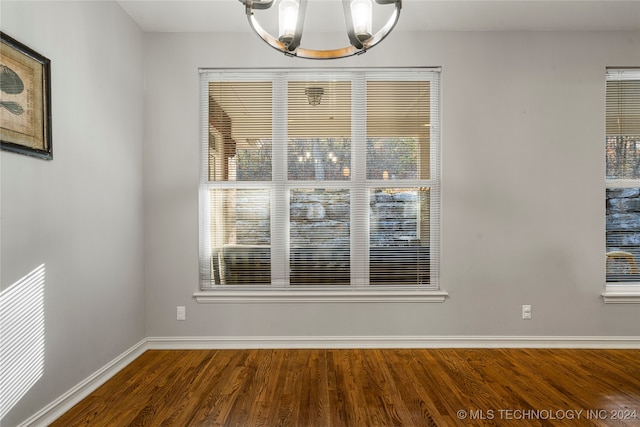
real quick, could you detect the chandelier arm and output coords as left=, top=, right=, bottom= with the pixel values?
left=294, top=46, right=360, bottom=60
left=239, top=0, right=275, bottom=11
left=363, top=0, right=401, bottom=50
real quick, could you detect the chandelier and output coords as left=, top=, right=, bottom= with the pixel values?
left=238, top=0, right=402, bottom=59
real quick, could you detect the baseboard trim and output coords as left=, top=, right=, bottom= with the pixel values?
left=147, top=335, right=640, bottom=349
left=19, top=338, right=148, bottom=427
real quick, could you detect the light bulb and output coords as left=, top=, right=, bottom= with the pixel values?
left=350, top=0, right=372, bottom=42
left=279, top=0, right=299, bottom=45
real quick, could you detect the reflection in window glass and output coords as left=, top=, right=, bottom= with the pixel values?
left=290, top=189, right=350, bottom=285
left=288, top=81, right=351, bottom=182
left=370, top=188, right=430, bottom=285
left=367, top=138, right=419, bottom=180
left=367, top=80, right=431, bottom=180
left=208, top=189, right=271, bottom=285
left=209, top=188, right=271, bottom=247
left=606, top=188, right=640, bottom=282
left=208, top=81, right=272, bottom=182
left=606, top=136, right=640, bottom=180
left=288, top=138, right=351, bottom=181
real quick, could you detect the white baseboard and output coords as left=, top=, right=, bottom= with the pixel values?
left=20, top=335, right=640, bottom=426
left=19, top=339, right=148, bottom=427
left=147, top=335, right=640, bottom=349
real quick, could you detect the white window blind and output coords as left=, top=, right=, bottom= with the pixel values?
left=199, top=68, right=440, bottom=291
left=287, top=76, right=352, bottom=285
left=605, top=68, right=640, bottom=285
left=366, top=77, right=435, bottom=286
left=606, top=69, right=640, bottom=139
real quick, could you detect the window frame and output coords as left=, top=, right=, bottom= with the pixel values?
left=602, top=68, right=640, bottom=303
left=196, top=68, right=447, bottom=303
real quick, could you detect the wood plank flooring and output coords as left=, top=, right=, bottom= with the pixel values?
left=52, top=349, right=640, bottom=426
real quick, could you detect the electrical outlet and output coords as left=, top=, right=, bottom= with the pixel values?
left=522, top=305, right=532, bottom=320
left=177, top=306, right=186, bottom=321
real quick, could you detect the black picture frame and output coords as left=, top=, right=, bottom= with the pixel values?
left=0, top=32, right=52, bottom=160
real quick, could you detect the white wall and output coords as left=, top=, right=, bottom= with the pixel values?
left=0, top=2, right=145, bottom=426
left=144, top=30, right=640, bottom=338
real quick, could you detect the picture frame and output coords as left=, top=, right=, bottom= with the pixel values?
left=1, top=32, right=52, bottom=160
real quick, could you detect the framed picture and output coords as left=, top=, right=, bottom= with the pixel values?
left=1, top=32, right=52, bottom=160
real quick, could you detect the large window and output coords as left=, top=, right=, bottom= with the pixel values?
left=199, top=69, right=441, bottom=298
left=605, top=68, right=640, bottom=300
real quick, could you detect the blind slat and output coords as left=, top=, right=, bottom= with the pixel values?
left=606, top=70, right=640, bottom=136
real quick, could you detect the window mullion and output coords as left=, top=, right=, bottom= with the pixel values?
left=271, top=74, right=288, bottom=287
left=429, top=74, right=441, bottom=289
left=199, top=74, right=213, bottom=288
left=351, top=73, right=368, bottom=287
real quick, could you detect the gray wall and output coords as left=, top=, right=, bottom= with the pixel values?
left=1, top=2, right=145, bottom=426
left=144, top=30, right=640, bottom=338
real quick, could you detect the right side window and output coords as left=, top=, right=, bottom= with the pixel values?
left=605, top=69, right=640, bottom=285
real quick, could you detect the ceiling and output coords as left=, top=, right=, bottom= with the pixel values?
left=117, top=0, right=640, bottom=33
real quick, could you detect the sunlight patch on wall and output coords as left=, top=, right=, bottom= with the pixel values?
left=0, top=264, right=46, bottom=420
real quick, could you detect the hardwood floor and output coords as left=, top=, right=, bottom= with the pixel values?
left=52, top=348, right=640, bottom=426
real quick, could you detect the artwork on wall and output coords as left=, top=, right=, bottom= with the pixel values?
left=0, top=32, right=52, bottom=160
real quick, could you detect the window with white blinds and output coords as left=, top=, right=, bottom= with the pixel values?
left=605, top=68, right=640, bottom=287
left=199, top=69, right=440, bottom=292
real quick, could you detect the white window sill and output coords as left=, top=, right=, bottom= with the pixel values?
left=602, top=284, right=640, bottom=304
left=194, top=288, right=449, bottom=303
